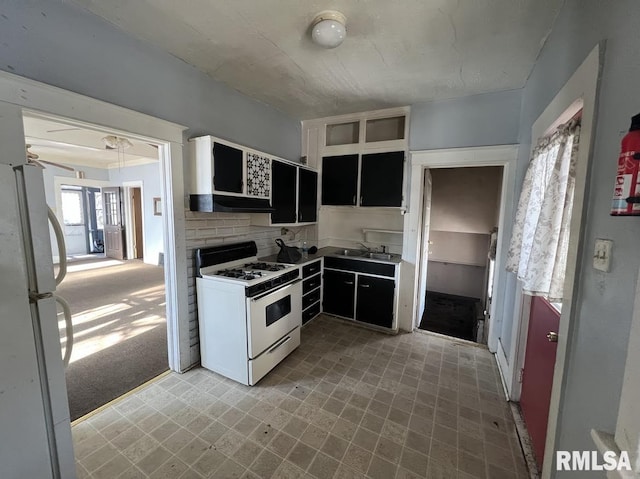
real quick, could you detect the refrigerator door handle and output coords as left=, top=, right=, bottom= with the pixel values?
left=47, top=207, right=67, bottom=285
left=53, top=294, right=73, bottom=368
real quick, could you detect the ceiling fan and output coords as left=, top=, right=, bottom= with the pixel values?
left=25, top=144, right=75, bottom=172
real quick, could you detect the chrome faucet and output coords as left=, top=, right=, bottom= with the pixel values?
left=358, top=242, right=371, bottom=252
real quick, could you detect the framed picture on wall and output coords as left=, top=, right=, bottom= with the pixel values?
left=153, top=197, right=162, bottom=216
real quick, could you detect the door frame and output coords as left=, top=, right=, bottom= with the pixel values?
left=511, top=45, right=601, bottom=478
left=1, top=70, right=189, bottom=373
left=403, top=145, right=518, bottom=352
left=123, top=180, right=145, bottom=261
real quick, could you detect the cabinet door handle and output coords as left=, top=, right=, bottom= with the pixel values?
left=360, top=196, right=363, bottom=205
left=344, top=281, right=354, bottom=285
left=352, top=195, right=356, bottom=205
left=360, top=284, right=370, bottom=288
left=298, top=211, right=302, bottom=222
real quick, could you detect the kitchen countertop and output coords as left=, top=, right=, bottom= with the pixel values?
left=260, top=246, right=402, bottom=266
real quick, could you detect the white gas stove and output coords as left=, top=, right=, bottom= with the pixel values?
left=195, top=241, right=302, bottom=385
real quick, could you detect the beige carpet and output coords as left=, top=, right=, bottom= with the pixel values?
left=56, top=258, right=168, bottom=421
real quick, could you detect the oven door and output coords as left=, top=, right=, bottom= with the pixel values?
left=247, top=279, right=302, bottom=358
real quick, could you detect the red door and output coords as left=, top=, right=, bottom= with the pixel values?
left=520, top=296, right=560, bottom=467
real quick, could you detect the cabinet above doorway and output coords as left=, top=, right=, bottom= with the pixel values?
left=303, top=107, right=409, bottom=210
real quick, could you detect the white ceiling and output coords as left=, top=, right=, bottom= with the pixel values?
left=70, top=0, right=563, bottom=119
left=23, top=116, right=159, bottom=170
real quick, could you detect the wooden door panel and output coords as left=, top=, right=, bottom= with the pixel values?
left=520, top=296, right=560, bottom=467
left=102, top=187, right=125, bottom=260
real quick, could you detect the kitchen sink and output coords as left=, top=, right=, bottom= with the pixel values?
left=336, top=249, right=366, bottom=257
left=365, top=252, right=393, bottom=260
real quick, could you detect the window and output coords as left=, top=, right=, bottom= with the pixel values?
left=61, top=188, right=84, bottom=226
left=94, top=191, right=104, bottom=229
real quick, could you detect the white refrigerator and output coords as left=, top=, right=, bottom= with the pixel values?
left=0, top=162, right=76, bottom=478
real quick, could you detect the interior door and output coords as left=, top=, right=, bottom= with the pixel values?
left=103, top=186, right=126, bottom=260
left=520, top=296, right=560, bottom=467
left=417, top=169, right=433, bottom=327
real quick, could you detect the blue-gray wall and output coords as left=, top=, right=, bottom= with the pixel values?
left=109, top=163, right=164, bottom=266
left=519, top=1, right=640, bottom=475
left=0, top=1, right=300, bottom=160
left=409, top=88, right=522, bottom=358
left=409, top=89, right=522, bottom=150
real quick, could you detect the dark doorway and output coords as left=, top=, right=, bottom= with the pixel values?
left=419, top=291, right=481, bottom=341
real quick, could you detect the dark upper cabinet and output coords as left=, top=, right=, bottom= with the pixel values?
left=355, top=275, right=395, bottom=328
left=298, top=168, right=318, bottom=223
left=321, top=154, right=358, bottom=205
left=212, top=142, right=244, bottom=193
left=360, top=151, right=404, bottom=207
left=322, top=269, right=356, bottom=319
left=271, top=161, right=297, bottom=224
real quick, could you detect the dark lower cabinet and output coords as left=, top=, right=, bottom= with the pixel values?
left=271, top=161, right=297, bottom=224
left=298, top=168, right=317, bottom=222
left=322, top=269, right=355, bottom=319
left=355, top=275, right=395, bottom=328
left=322, top=154, right=358, bottom=205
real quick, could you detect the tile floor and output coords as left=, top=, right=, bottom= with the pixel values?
left=73, top=315, right=529, bottom=478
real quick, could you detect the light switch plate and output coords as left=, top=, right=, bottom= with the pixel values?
left=593, top=238, right=613, bottom=272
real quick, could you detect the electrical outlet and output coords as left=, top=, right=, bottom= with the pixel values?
left=593, top=238, right=613, bottom=272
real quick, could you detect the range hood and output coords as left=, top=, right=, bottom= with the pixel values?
left=189, top=194, right=274, bottom=213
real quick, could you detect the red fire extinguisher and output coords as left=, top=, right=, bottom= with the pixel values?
left=611, top=113, right=640, bottom=215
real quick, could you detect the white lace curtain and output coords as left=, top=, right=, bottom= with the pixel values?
left=506, top=121, right=581, bottom=302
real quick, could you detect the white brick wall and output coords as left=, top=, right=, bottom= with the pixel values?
left=184, top=210, right=314, bottom=367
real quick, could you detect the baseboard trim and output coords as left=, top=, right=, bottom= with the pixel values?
left=509, top=401, right=541, bottom=479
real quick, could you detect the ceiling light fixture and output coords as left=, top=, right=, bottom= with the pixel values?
left=311, top=10, right=347, bottom=49
left=102, top=135, right=133, bottom=150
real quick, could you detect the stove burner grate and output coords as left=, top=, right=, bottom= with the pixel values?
left=244, top=262, right=287, bottom=272
left=217, top=268, right=264, bottom=280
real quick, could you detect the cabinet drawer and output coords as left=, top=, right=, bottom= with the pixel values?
left=324, top=257, right=395, bottom=277
left=302, top=288, right=321, bottom=309
left=302, top=260, right=322, bottom=278
left=303, top=274, right=322, bottom=294
left=302, top=302, right=320, bottom=325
